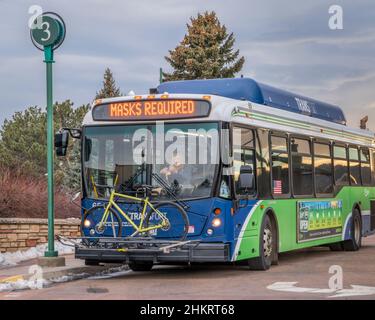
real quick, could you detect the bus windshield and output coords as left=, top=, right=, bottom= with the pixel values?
left=83, top=122, right=219, bottom=200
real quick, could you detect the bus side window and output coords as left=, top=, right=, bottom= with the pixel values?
left=270, top=135, right=290, bottom=196
left=232, top=126, right=256, bottom=196
left=291, top=137, right=313, bottom=196
left=314, top=142, right=333, bottom=195
left=333, top=145, right=349, bottom=186
left=360, top=147, right=371, bottom=185
left=349, top=147, right=361, bottom=185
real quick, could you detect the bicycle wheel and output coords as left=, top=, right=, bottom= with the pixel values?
left=81, top=205, right=123, bottom=245
left=144, top=201, right=189, bottom=241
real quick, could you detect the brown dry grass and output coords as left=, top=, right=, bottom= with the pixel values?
left=0, top=168, right=80, bottom=219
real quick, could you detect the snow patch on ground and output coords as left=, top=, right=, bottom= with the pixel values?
left=0, top=265, right=129, bottom=292
left=0, top=278, right=50, bottom=292
left=0, top=242, right=74, bottom=267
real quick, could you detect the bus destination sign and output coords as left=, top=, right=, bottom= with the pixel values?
left=92, top=99, right=211, bottom=121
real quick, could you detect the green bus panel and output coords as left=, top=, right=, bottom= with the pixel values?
left=235, top=186, right=375, bottom=261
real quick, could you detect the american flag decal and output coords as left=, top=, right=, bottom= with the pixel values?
left=273, top=180, right=282, bottom=194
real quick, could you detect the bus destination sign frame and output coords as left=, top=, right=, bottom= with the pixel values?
left=92, top=99, right=211, bottom=121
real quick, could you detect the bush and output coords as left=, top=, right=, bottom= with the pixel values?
left=0, top=168, right=80, bottom=219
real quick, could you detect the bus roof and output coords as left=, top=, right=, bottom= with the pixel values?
left=157, top=78, right=347, bottom=125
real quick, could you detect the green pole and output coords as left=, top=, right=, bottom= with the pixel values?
left=44, top=46, right=58, bottom=257
left=159, top=67, right=163, bottom=84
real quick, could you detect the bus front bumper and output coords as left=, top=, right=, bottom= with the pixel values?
left=75, top=240, right=230, bottom=264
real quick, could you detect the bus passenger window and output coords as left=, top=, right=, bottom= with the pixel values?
left=314, top=142, right=333, bottom=195
left=360, top=148, right=371, bottom=185
left=232, top=127, right=255, bottom=195
left=291, top=138, right=313, bottom=196
left=333, top=145, right=349, bottom=185
left=270, top=135, right=289, bottom=195
left=349, top=147, right=361, bottom=185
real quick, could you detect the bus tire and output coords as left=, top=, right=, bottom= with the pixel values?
left=343, top=209, right=362, bottom=251
left=248, top=214, right=275, bottom=271
left=85, top=259, right=100, bottom=266
left=128, top=261, right=153, bottom=272
left=329, top=242, right=344, bottom=251
left=270, top=214, right=279, bottom=266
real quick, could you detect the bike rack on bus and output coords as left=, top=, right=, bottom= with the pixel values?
left=57, top=235, right=200, bottom=255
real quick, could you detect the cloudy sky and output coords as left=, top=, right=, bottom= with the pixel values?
left=1, top=0, right=374, bottom=130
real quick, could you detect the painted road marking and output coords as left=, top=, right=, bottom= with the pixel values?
left=267, top=282, right=375, bottom=298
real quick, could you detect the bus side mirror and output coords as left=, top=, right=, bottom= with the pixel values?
left=69, top=128, right=82, bottom=139
left=238, top=165, right=255, bottom=191
left=55, top=131, right=69, bottom=157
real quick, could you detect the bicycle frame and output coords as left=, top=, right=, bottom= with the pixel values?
left=98, top=190, right=168, bottom=235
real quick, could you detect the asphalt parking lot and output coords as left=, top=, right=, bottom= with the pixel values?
left=1, top=235, right=375, bottom=300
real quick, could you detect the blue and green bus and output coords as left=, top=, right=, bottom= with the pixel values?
left=62, top=78, right=375, bottom=271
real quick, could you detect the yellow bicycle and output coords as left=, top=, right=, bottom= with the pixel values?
left=81, top=184, right=189, bottom=241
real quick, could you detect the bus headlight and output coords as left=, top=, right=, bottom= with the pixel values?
left=212, top=218, right=222, bottom=228
left=83, top=219, right=91, bottom=228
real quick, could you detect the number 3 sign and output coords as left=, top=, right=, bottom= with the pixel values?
left=30, top=12, right=65, bottom=51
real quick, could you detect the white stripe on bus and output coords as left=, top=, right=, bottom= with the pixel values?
left=231, top=201, right=261, bottom=261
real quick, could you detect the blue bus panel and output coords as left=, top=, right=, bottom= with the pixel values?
left=157, top=78, right=346, bottom=125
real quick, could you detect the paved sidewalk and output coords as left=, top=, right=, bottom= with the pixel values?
left=0, top=254, right=124, bottom=287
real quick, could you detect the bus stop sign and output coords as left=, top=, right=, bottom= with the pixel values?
left=30, top=12, right=65, bottom=52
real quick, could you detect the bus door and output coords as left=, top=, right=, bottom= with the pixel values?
left=231, top=126, right=258, bottom=241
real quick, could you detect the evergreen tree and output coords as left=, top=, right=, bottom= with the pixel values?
left=163, top=11, right=245, bottom=81
left=95, top=68, right=122, bottom=99
left=0, top=106, right=46, bottom=176
left=0, top=101, right=89, bottom=189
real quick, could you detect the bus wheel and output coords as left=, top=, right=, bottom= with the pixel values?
left=343, top=209, right=362, bottom=251
left=85, top=259, right=100, bottom=266
left=329, top=242, right=344, bottom=251
left=248, top=214, right=276, bottom=271
left=128, top=261, right=154, bottom=272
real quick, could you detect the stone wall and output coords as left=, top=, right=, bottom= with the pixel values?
left=0, top=218, right=81, bottom=253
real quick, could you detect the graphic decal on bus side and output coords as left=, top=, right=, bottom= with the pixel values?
left=297, top=200, right=343, bottom=242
